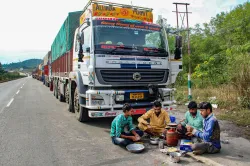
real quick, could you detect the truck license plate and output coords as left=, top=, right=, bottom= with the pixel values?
left=130, top=93, right=144, bottom=99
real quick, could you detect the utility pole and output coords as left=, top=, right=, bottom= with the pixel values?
left=173, top=2, right=192, bottom=101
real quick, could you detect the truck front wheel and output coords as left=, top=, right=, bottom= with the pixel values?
left=74, top=88, right=89, bottom=122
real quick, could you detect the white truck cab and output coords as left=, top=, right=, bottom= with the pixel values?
left=65, top=0, right=183, bottom=122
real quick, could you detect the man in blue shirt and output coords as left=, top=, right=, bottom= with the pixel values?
left=110, top=103, right=144, bottom=147
left=186, top=102, right=221, bottom=155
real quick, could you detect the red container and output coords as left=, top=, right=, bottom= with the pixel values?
left=166, top=128, right=179, bottom=146
left=44, top=65, right=49, bottom=76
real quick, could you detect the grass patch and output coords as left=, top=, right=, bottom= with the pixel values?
left=218, top=109, right=250, bottom=127
left=175, top=85, right=239, bottom=110
left=175, top=85, right=250, bottom=127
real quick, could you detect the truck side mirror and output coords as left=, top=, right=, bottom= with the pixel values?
left=86, top=19, right=90, bottom=26
left=80, top=33, right=84, bottom=45
left=174, top=47, right=182, bottom=60
left=78, top=41, right=84, bottom=62
left=86, top=47, right=90, bottom=53
left=175, top=36, right=182, bottom=48
left=77, top=33, right=81, bottom=41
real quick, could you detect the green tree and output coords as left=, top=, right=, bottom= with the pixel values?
left=0, top=62, right=4, bottom=74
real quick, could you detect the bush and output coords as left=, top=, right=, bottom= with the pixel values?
left=0, top=72, right=26, bottom=82
left=229, top=53, right=250, bottom=108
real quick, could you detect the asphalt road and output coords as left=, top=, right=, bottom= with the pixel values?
left=0, top=77, right=202, bottom=166
left=0, top=78, right=27, bottom=113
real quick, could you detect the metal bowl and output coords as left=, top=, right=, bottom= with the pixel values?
left=169, top=152, right=181, bottom=163
left=179, top=150, right=188, bottom=157
left=126, top=144, right=145, bottom=153
left=150, top=136, right=160, bottom=145
left=150, top=139, right=159, bottom=145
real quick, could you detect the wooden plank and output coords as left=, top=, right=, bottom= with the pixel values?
left=187, top=153, right=224, bottom=166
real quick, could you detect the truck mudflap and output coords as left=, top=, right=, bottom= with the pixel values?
left=88, top=105, right=177, bottom=118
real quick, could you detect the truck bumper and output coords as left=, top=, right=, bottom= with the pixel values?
left=87, top=105, right=176, bottom=118
left=81, top=88, right=176, bottom=118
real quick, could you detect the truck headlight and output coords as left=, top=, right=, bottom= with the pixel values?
left=116, top=95, right=124, bottom=101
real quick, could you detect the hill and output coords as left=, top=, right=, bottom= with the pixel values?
left=2, top=59, right=42, bottom=70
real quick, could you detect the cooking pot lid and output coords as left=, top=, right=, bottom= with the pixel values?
left=168, top=123, right=178, bottom=127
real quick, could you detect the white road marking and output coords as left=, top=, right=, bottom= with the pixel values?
left=7, top=98, right=14, bottom=107
left=0, top=80, right=26, bottom=113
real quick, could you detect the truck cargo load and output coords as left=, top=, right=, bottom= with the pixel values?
left=43, top=53, right=49, bottom=66
left=42, top=51, right=51, bottom=87
left=51, top=11, right=82, bottom=62
left=44, top=65, right=49, bottom=76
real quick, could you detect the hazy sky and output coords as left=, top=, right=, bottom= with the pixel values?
left=0, top=0, right=247, bottom=64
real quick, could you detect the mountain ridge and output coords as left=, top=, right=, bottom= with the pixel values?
left=2, top=59, right=42, bottom=70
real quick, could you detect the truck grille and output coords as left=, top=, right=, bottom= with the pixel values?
left=96, top=69, right=169, bottom=85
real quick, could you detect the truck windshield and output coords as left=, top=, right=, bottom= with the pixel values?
left=93, top=20, right=167, bottom=56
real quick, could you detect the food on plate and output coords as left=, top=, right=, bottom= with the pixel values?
left=167, top=147, right=178, bottom=153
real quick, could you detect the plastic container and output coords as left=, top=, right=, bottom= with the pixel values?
left=179, top=139, right=193, bottom=152
left=170, top=115, right=176, bottom=123
left=158, top=140, right=164, bottom=149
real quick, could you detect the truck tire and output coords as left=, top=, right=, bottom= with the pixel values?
left=65, top=84, right=70, bottom=104
left=68, top=96, right=74, bottom=113
left=74, top=88, right=89, bottom=122
left=58, top=83, right=64, bottom=102
left=55, top=82, right=58, bottom=99
left=53, top=81, right=56, bottom=97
